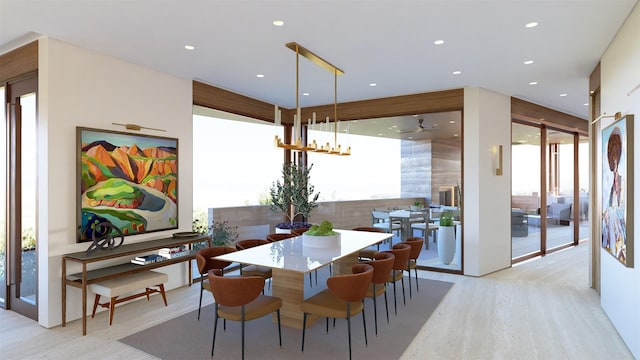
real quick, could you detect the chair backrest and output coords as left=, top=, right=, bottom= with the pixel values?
left=291, top=227, right=310, bottom=236
left=327, top=263, right=374, bottom=302
left=352, top=227, right=385, bottom=233
left=195, top=246, right=236, bottom=275
left=208, top=270, right=265, bottom=307
left=235, top=239, right=270, bottom=250
left=403, top=237, right=424, bottom=261
left=362, top=251, right=395, bottom=285
left=371, top=211, right=390, bottom=223
left=266, top=233, right=296, bottom=242
left=384, top=243, right=411, bottom=271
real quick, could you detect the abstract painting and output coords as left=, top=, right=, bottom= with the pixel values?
left=601, top=115, right=634, bottom=267
left=77, top=127, right=178, bottom=242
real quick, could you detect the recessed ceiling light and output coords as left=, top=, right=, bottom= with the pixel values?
left=584, top=103, right=589, bottom=106
left=302, top=92, right=309, bottom=96
left=449, top=120, right=455, bottom=124
left=184, top=45, right=195, bottom=50
left=377, top=133, right=383, bottom=136
left=453, top=71, right=461, bottom=75
left=525, top=22, right=538, bottom=28
left=560, top=93, right=568, bottom=97
left=412, top=114, right=418, bottom=117
left=434, top=40, right=445, bottom=45
left=391, top=125, right=398, bottom=128
left=529, top=81, right=538, bottom=85
left=273, top=20, right=284, bottom=26
left=408, top=136, right=414, bottom=139
left=256, top=74, right=264, bottom=78
left=453, top=134, right=459, bottom=137
left=369, top=83, right=377, bottom=87
left=524, top=60, right=534, bottom=65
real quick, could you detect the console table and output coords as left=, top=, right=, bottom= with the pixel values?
left=62, top=234, right=210, bottom=335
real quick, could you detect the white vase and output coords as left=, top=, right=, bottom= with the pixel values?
left=437, top=226, right=456, bottom=265
left=275, top=227, right=292, bottom=234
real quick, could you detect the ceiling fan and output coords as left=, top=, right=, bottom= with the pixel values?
left=398, top=118, right=432, bottom=134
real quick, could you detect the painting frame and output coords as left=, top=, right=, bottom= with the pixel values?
left=76, top=127, right=179, bottom=243
left=601, top=114, right=634, bottom=267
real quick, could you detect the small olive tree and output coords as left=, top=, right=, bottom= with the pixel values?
left=269, top=162, right=319, bottom=225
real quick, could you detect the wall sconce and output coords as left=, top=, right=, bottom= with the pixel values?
left=495, top=144, right=503, bottom=176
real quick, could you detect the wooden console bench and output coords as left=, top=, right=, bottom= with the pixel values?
left=62, top=234, right=210, bottom=335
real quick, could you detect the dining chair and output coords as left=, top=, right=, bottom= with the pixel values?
left=195, top=246, right=236, bottom=320
left=371, top=210, right=402, bottom=240
left=208, top=269, right=282, bottom=359
left=362, top=251, right=395, bottom=335
left=266, top=233, right=296, bottom=242
left=402, top=237, right=424, bottom=299
left=352, top=227, right=385, bottom=260
left=383, top=243, right=411, bottom=315
left=235, top=239, right=273, bottom=291
left=301, top=263, right=374, bottom=360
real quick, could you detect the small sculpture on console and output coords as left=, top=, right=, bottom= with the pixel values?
left=85, top=222, right=125, bottom=255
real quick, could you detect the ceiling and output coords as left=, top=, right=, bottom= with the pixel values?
left=1, top=0, right=637, bottom=141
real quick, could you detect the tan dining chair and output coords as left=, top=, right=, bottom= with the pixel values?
left=352, top=226, right=385, bottom=260
left=208, top=269, right=282, bottom=359
left=195, top=246, right=236, bottom=320
left=402, top=237, right=424, bottom=298
left=266, top=233, right=296, bottom=242
left=362, top=251, right=395, bottom=335
left=301, top=263, right=374, bottom=360
left=235, top=239, right=273, bottom=291
left=383, top=243, right=411, bottom=315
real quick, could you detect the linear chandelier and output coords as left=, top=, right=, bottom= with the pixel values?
left=274, top=42, right=350, bottom=156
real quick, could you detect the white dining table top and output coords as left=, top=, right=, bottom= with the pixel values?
left=389, top=209, right=426, bottom=218
left=214, top=229, right=392, bottom=273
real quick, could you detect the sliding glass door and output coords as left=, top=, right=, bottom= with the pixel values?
left=512, top=121, right=583, bottom=263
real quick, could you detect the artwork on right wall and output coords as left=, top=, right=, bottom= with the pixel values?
left=601, top=114, right=634, bottom=267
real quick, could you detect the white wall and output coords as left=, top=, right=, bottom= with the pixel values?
left=463, top=87, right=512, bottom=276
left=37, top=37, right=194, bottom=328
left=599, top=4, right=640, bottom=357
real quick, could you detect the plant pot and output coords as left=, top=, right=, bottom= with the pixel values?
left=437, top=226, right=456, bottom=265
left=275, top=227, right=292, bottom=234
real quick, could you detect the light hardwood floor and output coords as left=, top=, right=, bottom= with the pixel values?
left=0, top=242, right=633, bottom=359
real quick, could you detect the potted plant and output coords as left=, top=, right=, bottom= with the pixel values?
left=269, top=162, right=320, bottom=233
left=193, top=218, right=238, bottom=246
left=302, top=220, right=341, bottom=248
left=437, top=211, right=456, bottom=264
left=411, top=201, right=422, bottom=211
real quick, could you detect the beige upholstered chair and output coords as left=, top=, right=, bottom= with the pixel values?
left=208, top=269, right=282, bottom=359
left=362, top=251, right=395, bottom=335
left=195, top=246, right=236, bottom=320
left=301, top=263, right=374, bottom=360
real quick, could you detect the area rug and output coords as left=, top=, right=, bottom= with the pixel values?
left=120, top=277, right=453, bottom=359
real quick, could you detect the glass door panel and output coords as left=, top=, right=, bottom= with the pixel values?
left=578, top=136, right=590, bottom=240
left=512, top=123, right=542, bottom=258
left=546, top=130, right=574, bottom=249
left=1, top=85, right=6, bottom=307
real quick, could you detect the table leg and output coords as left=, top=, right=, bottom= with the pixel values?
left=271, top=269, right=319, bottom=329
left=82, top=264, right=87, bottom=336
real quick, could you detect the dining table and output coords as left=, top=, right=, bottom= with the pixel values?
left=214, top=229, right=392, bottom=329
left=389, top=209, right=428, bottom=242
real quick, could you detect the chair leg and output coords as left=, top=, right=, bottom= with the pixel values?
left=372, top=284, right=378, bottom=336
left=211, top=307, right=219, bottom=357
left=347, top=303, right=352, bottom=360
left=301, top=313, right=308, bottom=352
left=198, top=283, right=204, bottom=320
left=384, top=287, right=390, bottom=323
left=362, top=301, right=368, bottom=346
left=414, top=267, right=419, bottom=292
left=401, top=277, right=406, bottom=306
left=241, top=306, right=246, bottom=360
left=393, top=280, right=398, bottom=315
left=309, top=272, right=313, bottom=287
left=407, top=264, right=412, bottom=299
left=277, top=309, right=282, bottom=347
